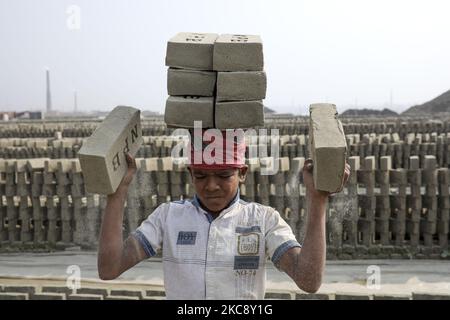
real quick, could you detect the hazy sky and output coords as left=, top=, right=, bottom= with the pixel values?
left=1, top=0, right=449, bottom=114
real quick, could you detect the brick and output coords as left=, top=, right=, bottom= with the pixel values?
left=15, top=159, right=28, bottom=172
left=165, top=32, right=218, bottom=70
left=278, top=157, right=290, bottom=172
left=141, top=158, right=159, bottom=171
left=110, top=289, right=143, bottom=299
left=335, top=292, right=372, bottom=300
left=424, top=155, right=436, bottom=170
left=158, top=157, right=174, bottom=171
left=213, top=34, right=263, bottom=71
left=0, top=293, right=28, bottom=300
left=409, top=156, right=420, bottom=170
left=105, top=295, right=140, bottom=300
left=41, top=286, right=71, bottom=295
left=309, top=103, right=347, bottom=193
left=412, top=292, right=450, bottom=300
left=295, top=293, right=333, bottom=300
left=246, top=158, right=260, bottom=172
left=67, top=294, right=103, bottom=300
left=1, top=286, right=36, bottom=294
left=364, top=156, right=376, bottom=170
left=290, top=157, right=305, bottom=174
left=143, top=296, right=166, bottom=300
left=264, top=291, right=293, bottom=300
left=145, top=289, right=166, bottom=297
left=77, top=106, right=143, bottom=194
left=373, top=294, right=411, bottom=300
left=392, top=133, right=400, bottom=142
left=348, top=156, right=360, bottom=171
left=215, top=100, right=264, bottom=129
left=30, top=293, right=65, bottom=300
left=76, top=287, right=108, bottom=297
left=164, top=96, right=214, bottom=128
left=27, top=158, right=50, bottom=172
left=167, top=68, right=216, bottom=96
left=216, top=71, right=266, bottom=101
left=380, top=156, right=392, bottom=170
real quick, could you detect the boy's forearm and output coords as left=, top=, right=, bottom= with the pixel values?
left=296, top=193, right=328, bottom=291
left=97, top=185, right=128, bottom=278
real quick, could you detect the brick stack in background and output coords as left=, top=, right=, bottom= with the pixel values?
left=164, top=32, right=266, bottom=129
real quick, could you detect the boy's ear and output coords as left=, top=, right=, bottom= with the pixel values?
left=238, top=166, right=248, bottom=183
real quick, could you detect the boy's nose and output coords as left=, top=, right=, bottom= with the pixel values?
left=205, top=176, right=220, bottom=192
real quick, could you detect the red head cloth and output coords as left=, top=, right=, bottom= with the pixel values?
left=188, top=129, right=246, bottom=170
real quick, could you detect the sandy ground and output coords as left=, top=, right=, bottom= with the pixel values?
left=0, top=251, right=449, bottom=295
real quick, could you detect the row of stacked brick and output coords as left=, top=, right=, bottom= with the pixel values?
left=2, top=132, right=450, bottom=169
left=3, top=279, right=449, bottom=299
left=1, top=155, right=448, bottom=257
left=164, top=32, right=266, bottom=129
left=2, top=117, right=450, bottom=138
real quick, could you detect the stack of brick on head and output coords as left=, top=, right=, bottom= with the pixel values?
left=164, top=32, right=266, bottom=129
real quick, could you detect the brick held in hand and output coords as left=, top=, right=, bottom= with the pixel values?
left=213, top=34, right=264, bottom=71
left=77, top=106, right=143, bottom=195
left=165, top=32, right=218, bottom=70
left=167, top=68, right=216, bottom=97
left=309, top=103, right=347, bottom=193
left=164, top=96, right=214, bottom=129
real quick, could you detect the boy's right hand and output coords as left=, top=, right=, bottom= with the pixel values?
left=118, top=152, right=137, bottom=189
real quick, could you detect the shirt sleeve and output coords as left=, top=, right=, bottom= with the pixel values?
left=131, top=203, right=168, bottom=258
left=265, top=208, right=302, bottom=270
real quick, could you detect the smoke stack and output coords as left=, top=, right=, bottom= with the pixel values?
left=46, top=69, right=52, bottom=113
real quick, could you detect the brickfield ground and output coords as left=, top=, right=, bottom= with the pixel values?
left=0, top=250, right=449, bottom=299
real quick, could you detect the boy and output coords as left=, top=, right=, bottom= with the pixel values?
left=97, top=131, right=350, bottom=299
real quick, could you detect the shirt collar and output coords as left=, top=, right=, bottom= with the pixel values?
left=192, top=190, right=240, bottom=219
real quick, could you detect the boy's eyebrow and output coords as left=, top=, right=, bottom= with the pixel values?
left=193, top=169, right=237, bottom=176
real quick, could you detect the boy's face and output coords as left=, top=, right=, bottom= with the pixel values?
left=189, top=167, right=248, bottom=214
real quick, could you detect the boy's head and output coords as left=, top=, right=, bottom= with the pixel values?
left=188, top=129, right=247, bottom=213
left=188, top=166, right=248, bottom=214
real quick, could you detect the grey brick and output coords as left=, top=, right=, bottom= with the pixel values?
left=78, top=106, right=143, bottom=194
left=309, top=103, right=347, bottom=193
left=110, top=289, right=143, bottom=299
left=295, top=293, right=333, bottom=300
left=264, top=291, right=292, bottom=300
left=335, top=293, right=372, bottom=300
left=0, top=293, right=28, bottom=300
left=216, top=71, right=266, bottom=102
left=215, top=100, right=264, bottom=129
left=42, top=286, right=71, bottom=295
left=67, top=294, right=103, bottom=300
left=145, top=289, right=166, bottom=297
left=373, top=294, right=411, bottom=300
left=105, top=295, right=140, bottom=300
left=30, top=293, right=66, bottom=300
left=168, top=68, right=216, bottom=97
left=76, top=287, right=108, bottom=297
left=412, top=292, right=450, bottom=300
left=164, top=96, right=214, bottom=128
left=213, top=34, right=263, bottom=71
left=166, top=32, right=218, bottom=70
left=1, top=286, right=36, bottom=294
